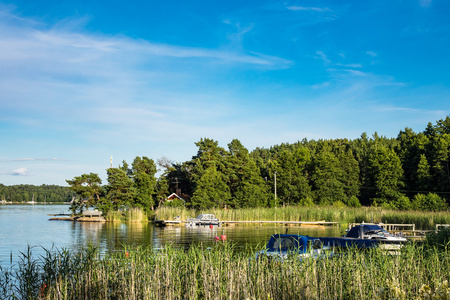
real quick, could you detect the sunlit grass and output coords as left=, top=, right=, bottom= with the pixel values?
left=155, top=206, right=450, bottom=230
left=126, top=207, right=146, bottom=222
left=1, top=240, right=449, bottom=299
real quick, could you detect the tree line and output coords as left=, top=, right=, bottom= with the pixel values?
left=0, top=184, right=75, bottom=203
left=64, top=116, right=450, bottom=214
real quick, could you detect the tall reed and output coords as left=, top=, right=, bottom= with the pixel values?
left=2, top=241, right=449, bottom=299
left=105, top=210, right=124, bottom=222
left=155, top=206, right=450, bottom=229
left=126, top=207, right=147, bottom=222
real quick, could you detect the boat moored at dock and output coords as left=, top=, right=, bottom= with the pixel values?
left=185, top=214, right=220, bottom=226
left=319, top=223, right=407, bottom=251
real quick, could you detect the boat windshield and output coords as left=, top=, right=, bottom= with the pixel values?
left=268, top=236, right=302, bottom=251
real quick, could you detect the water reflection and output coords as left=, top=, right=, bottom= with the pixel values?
left=0, top=205, right=343, bottom=268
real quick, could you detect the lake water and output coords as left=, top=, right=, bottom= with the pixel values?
left=0, top=205, right=342, bottom=268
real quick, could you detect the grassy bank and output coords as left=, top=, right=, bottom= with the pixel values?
left=155, top=206, right=450, bottom=230
left=1, top=241, right=449, bottom=300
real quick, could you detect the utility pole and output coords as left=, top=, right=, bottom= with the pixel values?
left=274, top=171, right=277, bottom=205
left=173, top=177, right=181, bottom=195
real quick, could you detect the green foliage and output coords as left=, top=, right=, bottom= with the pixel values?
left=3, top=243, right=449, bottom=300
left=425, top=227, right=450, bottom=251
left=347, top=195, right=362, bottom=208
left=191, top=166, right=231, bottom=209
left=66, top=173, right=103, bottom=214
left=412, top=193, right=448, bottom=211
left=311, top=148, right=347, bottom=205
left=105, top=167, right=137, bottom=210
left=226, top=139, right=270, bottom=208
left=132, top=156, right=157, bottom=212
left=163, top=198, right=185, bottom=208
left=273, top=148, right=312, bottom=206
left=62, top=115, right=450, bottom=212
left=298, top=196, right=315, bottom=207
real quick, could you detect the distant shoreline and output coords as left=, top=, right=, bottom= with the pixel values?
left=0, top=201, right=69, bottom=205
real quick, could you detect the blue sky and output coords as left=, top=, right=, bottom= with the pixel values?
left=1, top=0, right=449, bottom=186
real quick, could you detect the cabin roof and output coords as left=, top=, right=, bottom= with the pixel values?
left=166, top=193, right=185, bottom=202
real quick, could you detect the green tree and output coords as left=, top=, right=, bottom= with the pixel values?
left=428, top=134, right=450, bottom=195
left=367, top=146, right=407, bottom=209
left=105, top=168, right=137, bottom=211
left=274, top=148, right=312, bottom=206
left=311, top=148, right=346, bottom=205
left=417, top=153, right=432, bottom=191
left=132, top=156, right=157, bottom=212
left=65, top=173, right=103, bottom=214
left=189, top=138, right=227, bottom=183
left=336, top=149, right=361, bottom=205
left=191, top=166, right=231, bottom=209
left=226, top=139, right=270, bottom=208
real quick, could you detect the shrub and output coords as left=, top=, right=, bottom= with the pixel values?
left=412, top=193, right=448, bottom=211
left=425, top=227, right=450, bottom=251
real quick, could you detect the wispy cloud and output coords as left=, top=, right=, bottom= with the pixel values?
left=12, top=158, right=69, bottom=162
left=286, top=6, right=331, bottom=13
left=0, top=7, right=293, bottom=146
left=0, top=168, right=29, bottom=176
left=315, top=51, right=331, bottom=64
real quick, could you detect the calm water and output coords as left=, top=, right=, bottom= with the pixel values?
left=0, top=205, right=342, bottom=267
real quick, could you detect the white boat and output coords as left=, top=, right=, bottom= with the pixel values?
left=185, top=214, right=220, bottom=226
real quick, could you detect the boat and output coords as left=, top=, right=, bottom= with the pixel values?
left=319, top=224, right=407, bottom=251
left=255, top=234, right=333, bottom=262
left=185, top=214, right=220, bottom=226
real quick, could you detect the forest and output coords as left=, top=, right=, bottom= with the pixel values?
left=0, top=184, right=75, bottom=203
left=64, top=116, right=450, bottom=214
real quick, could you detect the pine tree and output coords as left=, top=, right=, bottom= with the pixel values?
left=226, top=139, right=270, bottom=207
left=191, top=166, right=231, bottom=209
left=105, top=168, right=137, bottom=210
left=132, top=156, right=157, bottom=212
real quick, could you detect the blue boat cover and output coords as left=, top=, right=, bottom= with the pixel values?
left=266, top=234, right=320, bottom=253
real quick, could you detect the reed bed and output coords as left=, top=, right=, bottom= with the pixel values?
left=1, top=240, right=449, bottom=300
left=126, top=207, right=147, bottom=222
left=155, top=206, right=450, bottom=230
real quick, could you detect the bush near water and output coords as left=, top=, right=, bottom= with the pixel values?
left=1, top=229, right=449, bottom=300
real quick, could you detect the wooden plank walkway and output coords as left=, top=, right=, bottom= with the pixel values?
left=221, top=221, right=339, bottom=226
left=154, top=220, right=339, bottom=226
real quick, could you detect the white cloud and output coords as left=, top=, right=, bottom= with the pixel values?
left=13, top=158, right=68, bottom=162
left=286, top=6, right=330, bottom=13
left=1, top=168, right=30, bottom=176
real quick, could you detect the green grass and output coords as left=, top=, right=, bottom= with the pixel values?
left=155, top=206, right=450, bottom=230
left=1, top=240, right=449, bottom=300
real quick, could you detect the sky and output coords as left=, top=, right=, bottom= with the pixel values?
left=0, top=0, right=449, bottom=186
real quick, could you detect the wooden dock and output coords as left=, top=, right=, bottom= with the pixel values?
left=221, top=221, right=339, bottom=226
left=154, top=220, right=339, bottom=227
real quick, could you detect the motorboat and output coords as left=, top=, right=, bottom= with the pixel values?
left=255, top=234, right=333, bottom=262
left=320, top=224, right=407, bottom=251
left=344, top=224, right=407, bottom=242
left=185, top=214, right=220, bottom=226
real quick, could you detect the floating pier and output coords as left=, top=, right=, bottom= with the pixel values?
left=154, top=220, right=340, bottom=227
